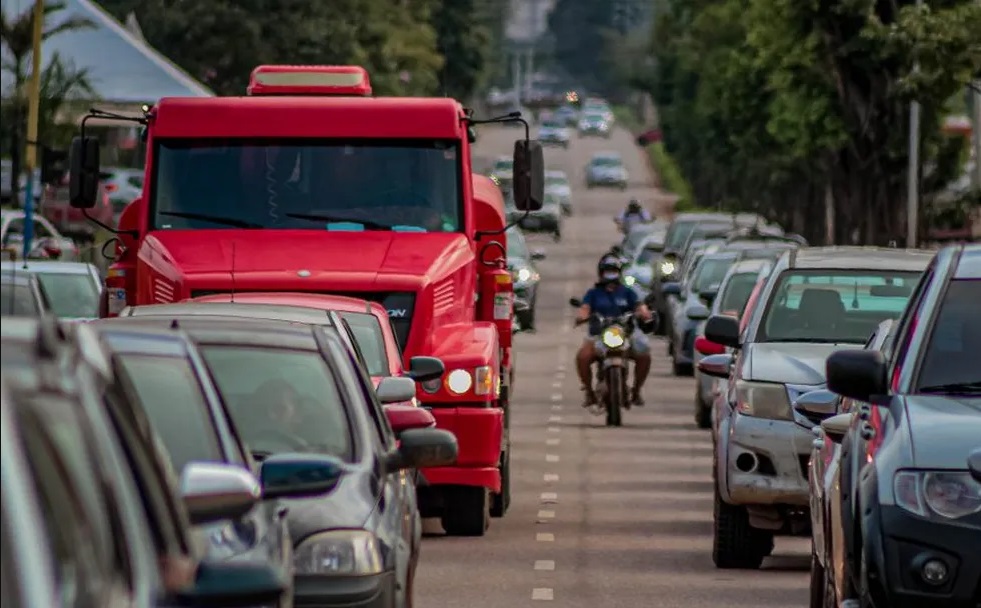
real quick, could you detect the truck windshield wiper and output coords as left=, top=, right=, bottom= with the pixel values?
left=158, top=211, right=262, bottom=229
left=284, top=212, right=390, bottom=231
left=919, top=381, right=981, bottom=395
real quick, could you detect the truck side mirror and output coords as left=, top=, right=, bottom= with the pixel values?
left=512, top=139, right=544, bottom=211
left=69, top=136, right=100, bottom=209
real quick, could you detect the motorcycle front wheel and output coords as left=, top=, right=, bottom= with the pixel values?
left=605, top=366, right=624, bottom=427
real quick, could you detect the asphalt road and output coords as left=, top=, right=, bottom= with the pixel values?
left=414, top=125, right=810, bottom=607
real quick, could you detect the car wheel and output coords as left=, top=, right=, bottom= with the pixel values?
left=809, top=548, right=826, bottom=608
left=441, top=486, right=490, bottom=536
left=712, top=485, right=773, bottom=569
left=695, top=393, right=712, bottom=429
left=490, top=449, right=511, bottom=517
left=527, top=294, right=537, bottom=330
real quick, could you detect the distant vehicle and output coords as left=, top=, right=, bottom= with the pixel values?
left=545, top=170, right=573, bottom=215
left=518, top=192, right=563, bottom=241
left=537, top=118, right=571, bottom=148
left=99, top=167, right=144, bottom=215
left=0, top=160, right=41, bottom=205
left=553, top=105, right=578, bottom=126
left=578, top=111, right=612, bottom=138
left=585, top=152, right=628, bottom=189
left=506, top=225, right=545, bottom=331
left=1, top=261, right=101, bottom=320
left=1, top=209, right=79, bottom=261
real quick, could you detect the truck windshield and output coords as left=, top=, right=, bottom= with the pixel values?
left=150, top=139, right=463, bottom=233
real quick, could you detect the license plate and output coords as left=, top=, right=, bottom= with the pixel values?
left=605, top=357, right=624, bottom=366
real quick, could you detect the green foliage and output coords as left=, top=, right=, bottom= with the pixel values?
left=622, top=0, right=981, bottom=243
left=648, top=141, right=695, bottom=211
left=547, top=0, right=623, bottom=97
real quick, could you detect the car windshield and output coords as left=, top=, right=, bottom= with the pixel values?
left=584, top=113, right=605, bottom=121
left=916, top=279, right=980, bottom=393
left=592, top=156, right=620, bottom=167
left=541, top=120, right=561, bottom=129
left=759, top=269, right=921, bottom=343
left=494, top=159, right=513, bottom=172
left=665, top=220, right=699, bottom=251
left=0, top=282, right=39, bottom=316
left=115, top=355, right=224, bottom=472
left=34, top=272, right=98, bottom=319
left=507, top=229, right=529, bottom=260
left=636, top=246, right=663, bottom=265
left=691, top=257, right=737, bottom=293
left=199, top=346, right=352, bottom=460
left=151, top=139, right=463, bottom=233
left=337, top=312, right=389, bottom=376
left=546, top=174, right=568, bottom=187
left=718, top=272, right=760, bottom=317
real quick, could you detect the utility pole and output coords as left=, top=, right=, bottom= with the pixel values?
left=971, top=81, right=981, bottom=191
left=22, top=0, right=44, bottom=260
left=525, top=0, right=542, bottom=105
left=905, top=0, right=924, bottom=248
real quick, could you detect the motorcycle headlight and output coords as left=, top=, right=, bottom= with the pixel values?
left=601, top=326, right=626, bottom=349
left=734, top=380, right=792, bottom=420
left=659, top=261, right=676, bottom=276
left=294, top=530, right=383, bottom=576
left=894, top=470, right=981, bottom=520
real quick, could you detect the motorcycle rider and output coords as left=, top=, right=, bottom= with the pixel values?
left=615, top=199, right=652, bottom=234
left=575, top=256, right=655, bottom=408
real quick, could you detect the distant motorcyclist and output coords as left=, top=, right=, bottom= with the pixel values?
left=574, top=256, right=654, bottom=408
left=604, top=245, right=630, bottom=266
left=615, top=199, right=652, bottom=234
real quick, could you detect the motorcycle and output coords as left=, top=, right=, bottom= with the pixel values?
left=512, top=297, right=531, bottom=334
left=569, top=298, right=642, bottom=427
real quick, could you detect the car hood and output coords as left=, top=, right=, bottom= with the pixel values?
left=746, top=342, right=851, bottom=385
left=546, top=185, right=571, bottom=197
left=903, top=396, right=981, bottom=469
left=283, top=468, right=374, bottom=540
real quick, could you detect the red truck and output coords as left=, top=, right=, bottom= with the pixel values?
left=68, top=65, right=544, bottom=536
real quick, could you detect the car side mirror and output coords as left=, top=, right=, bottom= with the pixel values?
left=512, top=139, right=544, bottom=211
left=661, top=282, right=681, bottom=296
left=384, top=404, right=436, bottom=434
left=376, top=376, right=417, bottom=404
left=704, top=314, right=741, bottom=349
left=69, top=135, right=100, bottom=209
left=258, top=453, right=347, bottom=500
left=406, top=356, right=444, bottom=382
left=697, top=353, right=733, bottom=379
left=171, top=560, right=286, bottom=608
left=968, top=449, right=981, bottom=483
left=793, top=389, right=839, bottom=423
left=687, top=303, right=710, bottom=321
left=180, top=462, right=261, bottom=526
left=383, top=428, right=458, bottom=471
left=826, top=349, right=887, bottom=403
left=820, top=413, right=854, bottom=444
left=531, top=249, right=546, bottom=261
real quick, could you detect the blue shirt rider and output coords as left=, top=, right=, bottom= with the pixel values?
left=574, top=255, right=654, bottom=408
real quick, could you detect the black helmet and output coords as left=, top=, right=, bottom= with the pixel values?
left=627, top=199, right=641, bottom=212
left=608, top=245, right=623, bottom=256
left=597, top=255, right=623, bottom=281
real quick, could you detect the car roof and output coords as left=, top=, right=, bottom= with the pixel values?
left=786, top=246, right=935, bottom=271
left=123, top=301, right=335, bottom=325
left=546, top=170, right=568, bottom=178
left=1, top=209, right=25, bottom=219
left=87, top=322, right=195, bottom=358
left=1, top=261, right=97, bottom=275
left=98, top=316, right=324, bottom=350
left=193, top=293, right=386, bottom=319
left=727, top=258, right=772, bottom=274
left=0, top=272, right=37, bottom=286
left=953, top=243, right=980, bottom=279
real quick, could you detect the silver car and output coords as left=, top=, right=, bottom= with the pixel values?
left=585, top=152, right=628, bottom=189
left=537, top=119, right=571, bottom=148
left=577, top=111, right=611, bottom=138
left=545, top=170, right=573, bottom=215
left=1, top=260, right=102, bottom=320
left=699, top=246, right=933, bottom=569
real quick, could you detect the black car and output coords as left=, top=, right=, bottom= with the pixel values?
left=824, top=243, right=981, bottom=608
left=105, top=315, right=458, bottom=608
left=0, top=317, right=292, bottom=608
left=507, top=225, right=545, bottom=331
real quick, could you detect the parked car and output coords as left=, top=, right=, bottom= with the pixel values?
left=537, top=117, right=571, bottom=148
left=585, top=151, right=628, bottom=189
left=1, top=260, right=101, bottom=320
left=1, top=316, right=292, bottom=608
left=545, top=169, right=574, bottom=215
left=820, top=243, right=980, bottom=608
left=102, top=315, right=458, bottom=608
left=691, top=258, right=774, bottom=428
left=1, top=209, right=79, bottom=261
left=506, top=225, right=545, bottom=331
left=0, top=271, right=51, bottom=317
left=699, top=246, right=933, bottom=569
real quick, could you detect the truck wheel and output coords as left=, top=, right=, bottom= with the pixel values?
left=712, top=487, right=773, bottom=569
left=490, top=450, right=511, bottom=517
left=441, top=486, right=489, bottom=536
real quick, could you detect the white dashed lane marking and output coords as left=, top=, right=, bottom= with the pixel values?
left=534, top=560, right=556, bottom=571
left=540, top=492, right=558, bottom=502
left=543, top=473, right=559, bottom=482
left=545, top=454, right=560, bottom=463
left=536, top=532, right=555, bottom=542
left=532, top=588, right=554, bottom=601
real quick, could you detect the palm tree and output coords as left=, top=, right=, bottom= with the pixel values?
left=1, top=1, right=95, bottom=201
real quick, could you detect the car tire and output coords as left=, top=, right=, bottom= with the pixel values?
left=441, top=486, right=490, bottom=536
left=695, top=394, right=712, bottom=429
left=490, top=449, right=511, bottom=517
left=712, top=486, right=773, bottom=569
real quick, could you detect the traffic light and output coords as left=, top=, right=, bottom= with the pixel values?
left=40, top=147, right=68, bottom=185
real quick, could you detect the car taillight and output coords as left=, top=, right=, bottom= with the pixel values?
left=104, top=183, right=118, bottom=193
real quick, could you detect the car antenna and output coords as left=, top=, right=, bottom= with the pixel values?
left=230, top=241, right=236, bottom=302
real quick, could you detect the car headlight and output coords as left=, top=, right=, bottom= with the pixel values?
left=623, top=275, right=636, bottom=286
left=601, top=326, right=626, bottom=349
left=894, top=470, right=981, bottom=520
left=659, top=261, right=676, bottom=276
left=446, top=369, right=473, bottom=394
left=516, top=268, right=532, bottom=283
left=734, top=380, right=792, bottom=420
left=294, top=530, right=383, bottom=576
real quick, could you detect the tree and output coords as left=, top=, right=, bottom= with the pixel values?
left=1, top=0, right=95, bottom=199
left=431, top=0, right=493, bottom=101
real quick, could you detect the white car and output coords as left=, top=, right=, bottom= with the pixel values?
left=585, top=152, right=628, bottom=189
left=1, top=260, right=102, bottom=320
left=0, top=210, right=79, bottom=262
left=544, top=170, right=573, bottom=215
left=537, top=119, right=571, bottom=148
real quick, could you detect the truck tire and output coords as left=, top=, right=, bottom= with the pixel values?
left=490, top=450, right=510, bottom=517
left=441, top=486, right=489, bottom=536
left=712, top=486, right=773, bottom=569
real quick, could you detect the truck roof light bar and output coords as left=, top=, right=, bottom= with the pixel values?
left=247, top=65, right=372, bottom=97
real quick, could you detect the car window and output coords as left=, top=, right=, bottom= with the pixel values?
left=592, top=156, right=620, bottom=167
left=199, top=346, right=353, bottom=461
left=636, top=247, right=662, bottom=265
left=0, top=282, right=40, bottom=316
left=758, top=269, right=922, bottom=344
left=916, top=279, right=981, bottom=392
left=32, top=219, right=54, bottom=239
left=541, top=120, right=561, bottom=129
left=17, top=397, right=117, bottom=606
left=334, top=339, right=396, bottom=451
left=507, top=228, right=529, bottom=259
left=338, top=312, right=389, bottom=377
left=691, top=257, right=736, bottom=293
left=3, top=218, right=25, bottom=241
left=718, top=272, right=760, bottom=316
left=115, top=355, right=225, bottom=472
left=34, top=273, right=99, bottom=319
left=493, top=159, right=512, bottom=172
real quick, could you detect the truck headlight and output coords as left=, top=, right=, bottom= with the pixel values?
left=446, top=369, right=473, bottom=394
left=601, top=326, right=626, bottom=349
left=734, top=380, right=791, bottom=420
left=294, top=530, right=383, bottom=576
left=894, top=470, right=981, bottom=520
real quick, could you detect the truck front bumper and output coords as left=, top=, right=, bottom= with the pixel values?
left=421, top=405, right=503, bottom=493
